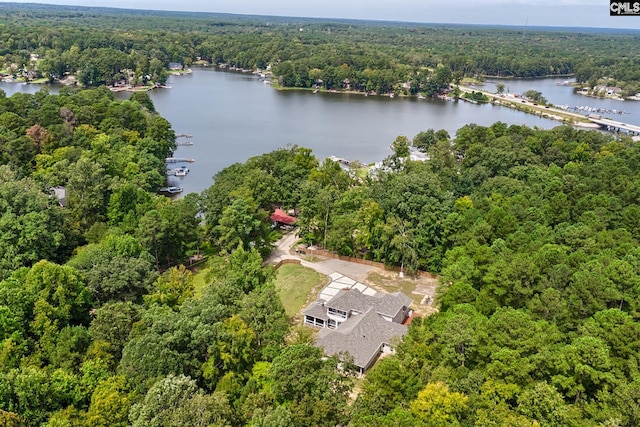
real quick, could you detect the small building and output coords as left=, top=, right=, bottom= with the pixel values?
left=50, top=186, right=67, bottom=207
left=168, top=62, right=183, bottom=71
left=303, top=273, right=413, bottom=374
left=270, top=208, right=296, bottom=227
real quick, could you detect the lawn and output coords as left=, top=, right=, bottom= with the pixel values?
left=191, top=266, right=210, bottom=297
left=275, top=264, right=327, bottom=318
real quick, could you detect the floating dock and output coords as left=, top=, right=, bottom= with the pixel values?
left=166, top=157, right=195, bottom=163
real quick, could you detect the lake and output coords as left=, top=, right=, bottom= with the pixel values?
left=2, top=68, right=639, bottom=195
left=147, top=68, right=558, bottom=195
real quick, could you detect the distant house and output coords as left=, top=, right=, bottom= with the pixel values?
left=303, top=272, right=413, bottom=374
left=50, top=186, right=67, bottom=207
left=168, top=62, right=183, bottom=71
left=594, top=85, right=622, bottom=96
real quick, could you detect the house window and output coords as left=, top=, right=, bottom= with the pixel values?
left=328, top=308, right=347, bottom=319
left=305, top=316, right=326, bottom=328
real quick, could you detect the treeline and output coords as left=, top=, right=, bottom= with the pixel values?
left=1, top=4, right=639, bottom=94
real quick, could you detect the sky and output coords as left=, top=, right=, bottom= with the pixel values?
left=3, top=0, right=640, bottom=29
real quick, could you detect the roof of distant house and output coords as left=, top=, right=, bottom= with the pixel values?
left=50, top=186, right=67, bottom=207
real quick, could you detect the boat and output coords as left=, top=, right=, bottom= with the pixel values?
left=417, top=93, right=426, bottom=100
left=389, top=93, right=395, bottom=98
left=159, top=186, right=183, bottom=194
left=175, top=166, right=190, bottom=176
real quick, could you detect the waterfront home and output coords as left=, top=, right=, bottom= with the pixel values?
left=303, top=272, right=412, bottom=374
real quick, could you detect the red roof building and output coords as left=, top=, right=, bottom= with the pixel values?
left=270, top=208, right=297, bottom=225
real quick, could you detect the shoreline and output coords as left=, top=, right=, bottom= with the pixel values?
left=456, top=84, right=600, bottom=128
left=0, top=67, right=629, bottom=130
left=0, top=68, right=193, bottom=92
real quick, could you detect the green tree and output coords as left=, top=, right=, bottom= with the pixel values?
left=214, top=198, right=270, bottom=255
left=128, top=374, right=219, bottom=427
left=68, top=242, right=157, bottom=306
left=409, top=382, right=468, bottom=427
left=88, top=301, right=141, bottom=365
left=84, top=376, right=132, bottom=427
left=0, top=166, right=69, bottom=279
left=144, top=265, right=194, bottom=309
left=66, top=157, right=109, bottom=228
left=523, top=90, right=547, bottom=104
left=269, top=344, right=352, bottom=426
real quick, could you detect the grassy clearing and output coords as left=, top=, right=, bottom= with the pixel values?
left=275, top=264, right=326, bottom=318
left=191, top=266, right=210, bottom=297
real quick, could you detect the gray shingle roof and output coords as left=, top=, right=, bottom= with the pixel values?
left=375, top=292, right=413, bottom=318
left=325, top=289, right=411, bottom=319
left=325, top=289, right=379, bottom=313
left=303, top=301, right=329, bottom=321
left=303, top=272, right=413, bottom=371
left=315, top=308, right=407, bottom=370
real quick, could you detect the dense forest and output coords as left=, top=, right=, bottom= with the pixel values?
left=0, top=3, right=639, bottom=95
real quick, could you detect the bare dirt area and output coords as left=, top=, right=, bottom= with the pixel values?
left=364, top=270, right=439, bottom=316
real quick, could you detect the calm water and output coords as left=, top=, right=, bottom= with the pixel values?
left=148, top=68, right=559, bottom=195
left=2, top=69, right=639, bottom=195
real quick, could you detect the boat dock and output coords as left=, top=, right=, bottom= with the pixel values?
left=330, top=155, right=352, bottom=166
left=175, top=133, right=192, bottom=138
left=176, top=141, right=193, bottom=146
left=166, top=157, right=195, bottom=163
left=566, top=106, right=628, bottom=115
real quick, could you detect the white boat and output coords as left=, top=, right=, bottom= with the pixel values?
left=175, top=166, right=190, bottom=177
left=159, top=186, right=183, bottom=194
left=417, top=93, right=425, bottom=100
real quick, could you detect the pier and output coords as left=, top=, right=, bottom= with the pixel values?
left=166, top=157, right=195, bottom=163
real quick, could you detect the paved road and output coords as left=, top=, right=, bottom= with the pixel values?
left=267, top=232, right=379, bottom=282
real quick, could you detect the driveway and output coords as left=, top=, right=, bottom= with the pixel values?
left=267, top=231, right=379, bottom=282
